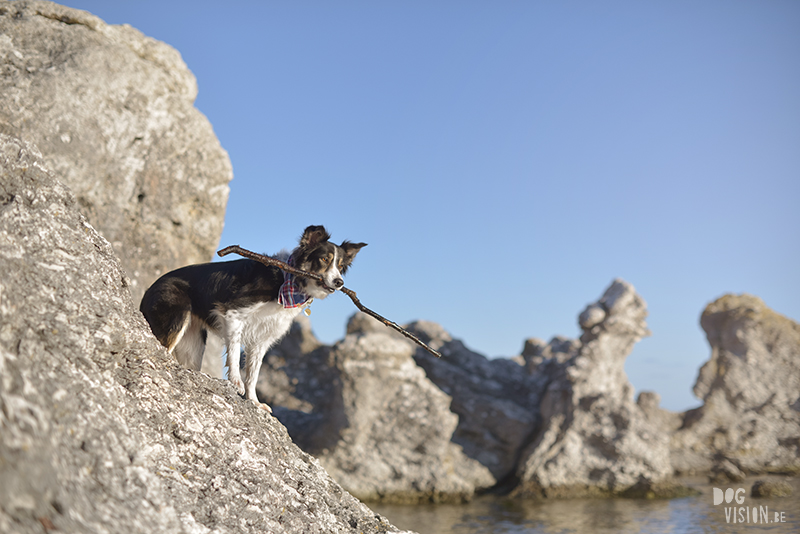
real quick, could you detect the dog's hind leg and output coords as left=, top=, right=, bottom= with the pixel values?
left=172, top=316, right=207, bottom=371
left=140, top=278, right=195, bottom=357
left=162, top=311, right=190, bottom=353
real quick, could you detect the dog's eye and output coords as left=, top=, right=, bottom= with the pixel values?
left=320, top=257, right=329, bottom=264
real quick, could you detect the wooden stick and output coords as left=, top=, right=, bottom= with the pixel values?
left=217, top=245, right=442, bottom=358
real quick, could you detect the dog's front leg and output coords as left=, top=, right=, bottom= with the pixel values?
left=244, top=344, right=271, bottom=412
left=225, top=339, right=245, bottom=396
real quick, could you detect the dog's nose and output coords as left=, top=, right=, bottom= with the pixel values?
left=333, top=278, right=344, bottom=288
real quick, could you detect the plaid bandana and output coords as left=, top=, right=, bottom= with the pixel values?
left=278, top=255, right=311, bottom=309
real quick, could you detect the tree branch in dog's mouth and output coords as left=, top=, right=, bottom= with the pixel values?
left=217, top=245, right=442, bottom=358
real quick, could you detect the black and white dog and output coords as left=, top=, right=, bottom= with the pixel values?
left=140, top=225, right=366, bottom=410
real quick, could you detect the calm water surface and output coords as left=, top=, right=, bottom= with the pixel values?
left=371, top=477, right=799, bottom=534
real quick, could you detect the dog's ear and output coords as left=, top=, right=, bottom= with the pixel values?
left=299, top=225, right=331, bottom=248
left=339, top=241, right=367, bottom=273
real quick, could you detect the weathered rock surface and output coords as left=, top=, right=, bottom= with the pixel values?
left=258, top=313, right=495, bottom=503
left=751, top=479, right=793, bottom=498
left=0, top=0, right=232, bottom=304
left=0, top=133, right=409, bottom=533
left=260, top=280, right=681, bottom=501
left=512, top=280, right=673, bottom=498
left=670, top=294, right=800, bottom=475
left=408, top=321, right=544, bottom=485
left=636, top=391, right=682, bottom=435
left=260, top=279, right=798, bottom=500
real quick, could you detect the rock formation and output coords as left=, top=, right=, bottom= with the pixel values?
left=259, top=273, right=799, bottom=501
left=260, top=280, right=684, bottom=500
left=751, top=479, right=793, bottom=498
left=258, top=314, right=494, bottom=503
left=512, top=280, right=673, bottom=498
left=6, top=3, right=791, bottom=509
left=408, top=321, right=544, bottom=485
left=0, top=133, right=408, bottom=533
left=0, top=0, right=233, bottom=304
left=670, top=294, right=800, bottom=475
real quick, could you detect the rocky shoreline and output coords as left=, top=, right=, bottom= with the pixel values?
left=1, top=1, right=797, bottom=532
left=261, top=281, right=799, bottom=503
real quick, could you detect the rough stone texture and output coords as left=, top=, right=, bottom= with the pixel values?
left=751, top=479, right=793, bottom=498
left=258, top=313, right=495, bottom=503
left=408, top=322, right=544, bottom=485
left=636, top=391, right=682, bottom=435
left=709, top=458, right=747, bottom=483
left=512, top=279, right=673, bottom=498
left=0, top=134, right=410, bottom=534
left=670, top=294, right=800, bottom=475
left=0, top=0, right=232, bottom=304
left=261, top=280, right=683, bottom=501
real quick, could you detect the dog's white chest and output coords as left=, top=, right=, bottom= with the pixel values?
left=224, top=301, right=303, bottom=348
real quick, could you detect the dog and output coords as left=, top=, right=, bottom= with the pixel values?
left=139, top=225, right=366, bottom=410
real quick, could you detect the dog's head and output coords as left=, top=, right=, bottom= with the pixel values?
left=292, top=225, right=366, bottom=299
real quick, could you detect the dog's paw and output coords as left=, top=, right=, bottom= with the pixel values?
left=244, top=393, right=271, bottom=413
left=229, top=376, right=245, bottom=396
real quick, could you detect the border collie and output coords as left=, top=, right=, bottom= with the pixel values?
left=139, top=225, right=366, bottom=410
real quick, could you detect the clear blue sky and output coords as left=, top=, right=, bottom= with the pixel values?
left=62, top=1, right=799, bottom=412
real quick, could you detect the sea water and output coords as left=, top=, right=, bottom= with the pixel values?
left=371, top=476, right=799, bottom=534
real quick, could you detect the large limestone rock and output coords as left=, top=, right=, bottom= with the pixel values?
left=261, top=281, right=683, bottom=500
left=0, top=133, right=408, bottom=534
left=408, top=321, right=543, bottom=484
left=258, top=313, right=495, bottom=503
left=0, top=0, right=232, bottom=303
left=670, top=294, right=800, bottom=475
left=513, top=280, right=673, bottom=498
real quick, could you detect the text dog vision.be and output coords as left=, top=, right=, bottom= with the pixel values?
left=713, top=487, right=787, bottom=525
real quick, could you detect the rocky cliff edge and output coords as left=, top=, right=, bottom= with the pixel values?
left=0, top=133, right=409, bottom=534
